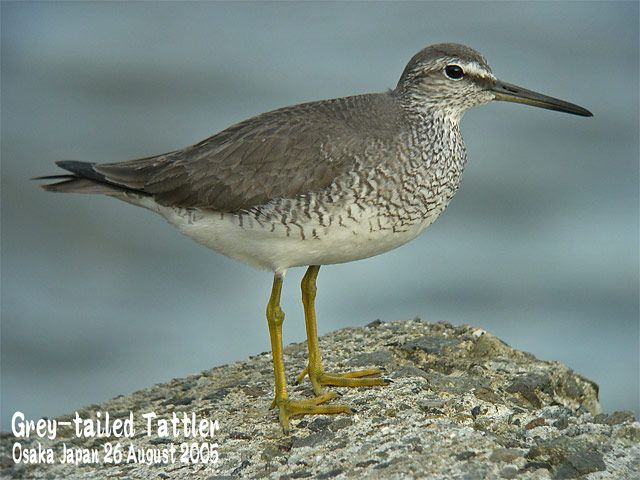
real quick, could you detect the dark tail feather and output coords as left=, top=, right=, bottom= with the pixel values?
left=36, top=161, right=148, bottom=196
left=38, top=177, right=129, bottom=194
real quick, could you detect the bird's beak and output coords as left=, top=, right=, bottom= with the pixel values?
left=491, top=80, right=593, bottom=117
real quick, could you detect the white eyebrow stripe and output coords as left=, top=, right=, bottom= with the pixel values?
left=459, top=62, right=495, bottom=80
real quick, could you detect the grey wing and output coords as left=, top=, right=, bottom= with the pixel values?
left=40, top=92, right=403, bottom=211
left=91, top=100, right=368, bottom=212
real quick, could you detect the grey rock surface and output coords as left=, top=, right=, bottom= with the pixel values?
left=2, top=319, right=638, bottom=479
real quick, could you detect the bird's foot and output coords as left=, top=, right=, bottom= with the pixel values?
left=269, top=392, right=352, bottom=434
left=296, top=366, right=388, bottom=396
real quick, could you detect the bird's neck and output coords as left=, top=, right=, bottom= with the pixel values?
left=398, top=106, right=468, bottom=217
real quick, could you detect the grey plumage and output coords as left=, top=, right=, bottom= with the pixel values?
left=40, top=44, right=495, bottom=214
left=42, top=92, right=407, bottom=212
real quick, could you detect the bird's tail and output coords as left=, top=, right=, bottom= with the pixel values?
left=35, top=160, right=147, bottom=196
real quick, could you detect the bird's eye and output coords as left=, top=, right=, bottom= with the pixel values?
left=444, top=65, right=464, bottom=80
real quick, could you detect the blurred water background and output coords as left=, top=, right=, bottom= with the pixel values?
left=2, top=1, right=638, bottom=431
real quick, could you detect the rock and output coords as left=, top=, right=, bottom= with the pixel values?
left=346, top=350, right=396, bottom=368
left=1, top=319, right=637, bottom=479
left=594, top=410, right=637, bottom=426
left=490, top=448, right=523, bottom=463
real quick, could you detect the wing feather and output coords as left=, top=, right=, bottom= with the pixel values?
left=78, top=91, right=404, bottom=212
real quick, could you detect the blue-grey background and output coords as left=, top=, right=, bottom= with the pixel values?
left=2, top=1, right=638, bottom=431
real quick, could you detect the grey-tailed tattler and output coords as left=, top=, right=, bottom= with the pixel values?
left=38, top=43, right=592, bottom=433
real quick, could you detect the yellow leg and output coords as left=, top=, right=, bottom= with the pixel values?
left=266, top=273, right=351, bottom=434
left=296, top=265, right=388, bottom=395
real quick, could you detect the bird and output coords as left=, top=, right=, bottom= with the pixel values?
left=38, top=43, right=593, bottom=433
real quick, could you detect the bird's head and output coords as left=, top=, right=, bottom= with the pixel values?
left=395, top=43, right=592, bottom=121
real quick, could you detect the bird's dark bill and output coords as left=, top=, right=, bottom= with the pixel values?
left=491, top=80, right=593, bottom=117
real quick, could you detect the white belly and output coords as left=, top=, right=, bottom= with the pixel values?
left=128, top=195, right=440, bottom=275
